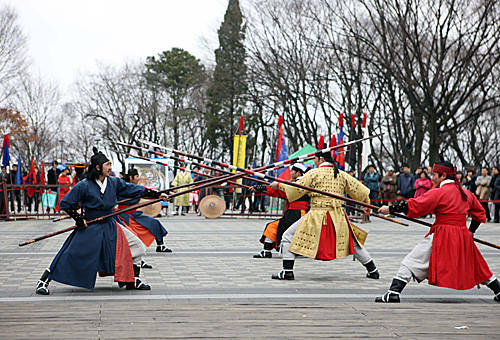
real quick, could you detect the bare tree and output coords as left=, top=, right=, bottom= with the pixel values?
left=340, top=0, right=500, bottom=167
left=0, top=5, right=29, bottom=104
left=8, top=74, right=60, bottom=163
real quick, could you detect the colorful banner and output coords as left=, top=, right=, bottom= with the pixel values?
left=232, top=135, right=247, bottom=171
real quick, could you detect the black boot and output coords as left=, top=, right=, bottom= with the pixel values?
left=35, top=269, right=51, bottom=295
left=486, top=279, right=500, bottom=302
left=253, top=250, right=272, bottom=258
left=272, top=260, right=295, bottom=280
left=126, top=265, right=151, bottom=290
left=253, top=242, right=273, bottom=258
left=375, top=278, right=407, bottom=303
left=363, top=260, right=380, bottom=279
left=156, top=241, right=172, bottom=253
left=140, top=260, right=153, bottom=269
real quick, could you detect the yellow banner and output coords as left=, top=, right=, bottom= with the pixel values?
left=232, top=135, right=247, bottom=171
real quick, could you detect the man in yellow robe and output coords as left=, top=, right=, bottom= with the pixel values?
left=171, top=169, right=193, bottom=216
left=271, top=151, right=379, bottom=280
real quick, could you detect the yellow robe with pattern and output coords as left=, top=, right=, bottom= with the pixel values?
left=280, top=166, right=370, bottom=259
left=171, top=172, right=193, bottom=206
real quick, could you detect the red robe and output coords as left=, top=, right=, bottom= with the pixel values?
left=407, top=182, right=492, bottom=290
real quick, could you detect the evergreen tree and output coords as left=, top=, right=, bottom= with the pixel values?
left=145, top=48, right=205, bottom=151
left=206, top=0, right=247, bottom=161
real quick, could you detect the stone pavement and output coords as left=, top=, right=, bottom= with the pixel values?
left=0, top=214, right=498, bottom=339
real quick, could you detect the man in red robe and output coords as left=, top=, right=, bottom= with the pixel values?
left=376, top=161, right=499, bottom=303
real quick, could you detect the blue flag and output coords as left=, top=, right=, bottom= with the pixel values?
left=2, top=134, right=10, bottom=167
left=15, top=155, right=22, bottom=185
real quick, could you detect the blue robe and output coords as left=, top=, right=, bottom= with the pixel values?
left=116, top=196, right=167, bottom=244
left=49, top=177, right=145, bottom=289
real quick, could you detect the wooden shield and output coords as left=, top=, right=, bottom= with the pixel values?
left=137, top=198, right=162, bottom=217
left=199, top=195, right=226, bottom=219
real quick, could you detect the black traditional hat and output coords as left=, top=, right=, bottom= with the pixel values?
left=87, top=147, right=110, bottom=180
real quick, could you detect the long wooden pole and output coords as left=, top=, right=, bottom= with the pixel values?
left=137, top=134, right=382, bottom=174
left=139, top=140, right=500, bottom=250
left=117, top=145, right=411, bottom=228
left=19, top=172, right=246, bottom=246
left=119, top=151, right=252, bottom=190
left=52, top=167, right=237, bottom=223
left=343, top=205, right=408, bottom=226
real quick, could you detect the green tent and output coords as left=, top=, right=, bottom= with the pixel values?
left=289, top=144, right=317, bottom=166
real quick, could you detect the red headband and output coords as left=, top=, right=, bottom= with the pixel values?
left=432, top=164, right=456, bottom=175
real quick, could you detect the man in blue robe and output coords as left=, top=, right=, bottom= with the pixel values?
left=36, top=148, right=167, bottom=295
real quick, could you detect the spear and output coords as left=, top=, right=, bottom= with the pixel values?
left=51, top=163, right=241, bottom=222
left=122, top=142, right=412, bottom=228
left=342, top=205, right=408, bottom=226
left=19, top=171, right=246, bottom=246
left=117, top=150, right=252, bottom=190
left=139, top=140, right=500, bottom=250
left=116, top=145, right=410, bottom=227
left=137, top=134, right=383, bottom=174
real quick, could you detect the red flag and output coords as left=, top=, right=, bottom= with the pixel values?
left=330, top=135, right=337, bottom=147
left=351, top=114, right=356, bottom=129
left=339, top=113, right=344, bottom=127
left=274, top=115, right=288, bottom=175
left=2, top=134, right=10, bottom=148
left=318, top=135, right=325, bottom=149
left=238, top=114, right=244, bottom=134
left=40, top=161, right=46, bottom=185
left=362, top=112, right=367, bottom=128
left=275, top=125, right=284, bottom=162
left=330, top=135, right=337, bottom=159
left=27, top=157, right=37, bottom=198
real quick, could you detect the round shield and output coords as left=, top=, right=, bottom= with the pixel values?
left=199, top=195, right=226, bottom=219
left=137, top=198, right=162, bottom=217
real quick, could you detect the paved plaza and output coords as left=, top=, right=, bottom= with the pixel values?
left=0, top=214, right=498, bottom=339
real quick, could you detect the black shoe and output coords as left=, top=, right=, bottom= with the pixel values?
left=118, top=281, right=128, bottom=288
left=126, top=278, right=151, bottom=290
left=36, top=280, right=50, bottom=295
left=375, top=292, right=400, bottom=303
left=253, top=250, right=272, bottom=258
left=181, top=213, right=186, bottom=216
left=486, top=279, right=500, bottom=302
left=375, top=278, right=407, bottom=303
left=140, top=260, right=153, bottom=269
left=126, top=265, right=151, bottom=290
left=271, top=270, right=294, bottom=280
left=156, top=245, right=172, bottom=253
left=363, top=260, right=379, bottom=279
left=35, top=269, right=51, bottom=295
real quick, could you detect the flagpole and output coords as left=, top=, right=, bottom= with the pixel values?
left=233, top=115, right=243, bottom=209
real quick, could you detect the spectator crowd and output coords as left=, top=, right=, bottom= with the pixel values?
left=1, top=158, right=499, bottom=224
left=0, top=160, right=86, bottom=216
left=361, top=164, right=500, bottom=223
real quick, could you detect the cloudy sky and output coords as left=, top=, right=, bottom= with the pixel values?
left=1, top=0, right=228, bottom=92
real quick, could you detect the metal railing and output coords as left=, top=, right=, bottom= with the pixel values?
left=0, top=181, right=72, bottom=220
